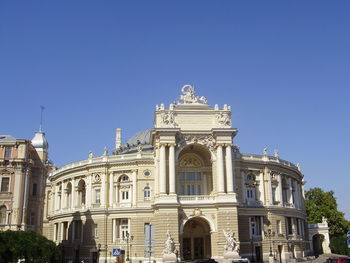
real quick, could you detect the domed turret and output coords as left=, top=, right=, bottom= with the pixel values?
left=31, top=130, right=49, bottom=162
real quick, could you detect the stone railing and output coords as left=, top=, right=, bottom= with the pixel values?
left=178, top=195, right=215, bottom=203
left=52, top=153, right=154, bottom=176
left=241, top=154, right=299, bottom=170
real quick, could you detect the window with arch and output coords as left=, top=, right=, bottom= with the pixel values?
left=66, top=182, right=72, bottom=208
left=118, top=174, right=132, bottom=203
left=0, top=205, right=6, bottom=224
left=77, top=179, right=86, bottom=206
left=144, top=185, right=151, bottom=200
left=177, top=151, right=210, bottom=196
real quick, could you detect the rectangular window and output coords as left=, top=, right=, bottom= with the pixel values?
left=4, top=147, right=12, bottom=159
left=74, top=220, right=82, bottom=240
left=95, top=189, right=101, bottom=204
left=144, top=223, right=155, bottom=257
left=287, top=217, right=293, bottom=235
left=54, top=223, right=59, bottom=241
left=32, top=183, right=37, bottom=196
left=120, top=219, right=129, bottom=239
left=62, top=222, right=68, bottom=240
left=276, top=220, right=282, bottom=235
left=272, top=187, right=276, bottom=203
left=180, top=185, right=185, bottom=195
left=250, top=216, right=262, bottom=237
left=92, top=223, right=98, bottom=238
left=1, top=178, right=10, bottom=192
left=296, top=218, right=300, bottom=235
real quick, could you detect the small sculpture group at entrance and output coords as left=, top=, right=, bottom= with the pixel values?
left=223, top=230, right=241, bottom=261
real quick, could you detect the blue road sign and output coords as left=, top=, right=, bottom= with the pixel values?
left=347, top=231, right=350, bottom=238
left=112, top=248, right=121, bottom=257
left=348, top=239, right=350, bottom=248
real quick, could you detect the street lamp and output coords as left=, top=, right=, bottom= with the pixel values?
left=123, top=233, right=134, bottom=262
left=265, top=229, right=275, bottom=257
left=249, top=238, right=255, bottom=262
left=98, top=243, right=101, bottom=263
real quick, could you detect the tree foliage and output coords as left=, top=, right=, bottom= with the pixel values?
left=329, top=234, right=350, bottom=256
left=0, top=230, right=61, bottom=263
left=305, top=187, right=349, bottom=236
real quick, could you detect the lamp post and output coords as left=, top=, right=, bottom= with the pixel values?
left=265, top=229, right=275, bottom=263
left=98, top=243, right=101, bottom=263
left=250, top=238, right=255, bottom=262
left=123, top=233, right=134, bottom=262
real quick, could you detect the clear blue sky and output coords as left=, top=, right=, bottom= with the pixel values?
left=1, top=1, right=349, bottom=219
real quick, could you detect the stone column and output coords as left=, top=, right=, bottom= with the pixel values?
left=155, top=146, right=160, bottom=195
left=61, top=183, right=65, bottom=211
left=101, top=173, right=106, bottom=207
left=109, top=173, right=114, bottom=207
left=225, top=145, right=234, bottom=193
left=22, top=168, right=30, bottom=225
left=266, top=171, right=273, bottom=205
left=86, top=175, right=92, bottom=208
left=169, top=144, right=176, bottom=194
left=159, top=144, right=167, bottom=194
left=287, top=177, right=292, bottom=204
left=132, top=170, right=137, bottom=206
left=112, top=218, right=116, bottom=243
left=216, top=145, right=225, bottom=193
left=277, top=174, right=283, bottom=205
left=258, top=171, right=265, bottom=204
left=71, top=178, right=75, bottom=209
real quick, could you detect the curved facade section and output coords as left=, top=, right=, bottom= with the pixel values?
left=43, top=86, right=311, bottom=263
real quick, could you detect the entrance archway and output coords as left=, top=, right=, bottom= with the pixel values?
left=312, top=234, right=324, bottom=256
left=182, top=217, right=211, bottom=260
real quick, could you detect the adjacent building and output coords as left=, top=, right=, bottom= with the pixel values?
left=43, top=85, right=311, bottom=263
left=0, top=130, right=49, bottom=233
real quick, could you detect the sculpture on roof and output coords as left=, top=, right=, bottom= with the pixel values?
left=178, top=85, right=208, bottom=105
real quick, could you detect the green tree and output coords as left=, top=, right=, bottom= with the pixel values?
left=0, top=230, right=61, bottom=263
left=305, top=187, right=349, bottom=236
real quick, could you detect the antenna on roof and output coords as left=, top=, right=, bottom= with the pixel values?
left=39, top=105, right=45, bottom=132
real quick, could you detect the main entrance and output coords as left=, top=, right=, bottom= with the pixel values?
left=182, top=217, right=211, bottom=260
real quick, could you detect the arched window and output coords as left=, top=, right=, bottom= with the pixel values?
left=66, top=182, right=72, bottom=208
left=118, top=175, right=131, bottom=204
left=77, top=180, right=86, bottom=206
left=0, top=205, right=7, bottom=224
left=144, top=186, right=151, bottom=200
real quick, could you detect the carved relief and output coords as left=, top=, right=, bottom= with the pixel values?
left=177, top=134, right=216, bottom=153
left=93, top=174, right=101, bottom=184
left=160, top=111, right=177, bottom=128
left=179, top=155, right=202, bottom=167
left=216, top=112, right=231, bottom=127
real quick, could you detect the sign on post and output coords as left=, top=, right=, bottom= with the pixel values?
left=113, top=248, right=121, bottom=257
left=347, top=239, right=350, bottom=248
left=347, top=231, right=350, bottom=238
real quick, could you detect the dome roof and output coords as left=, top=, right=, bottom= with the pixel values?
left=113, top=129, right=153, bottom=155
left=31, top=131, right=48, bottom=152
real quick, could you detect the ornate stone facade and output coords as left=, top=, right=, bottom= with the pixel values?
left=43, top=85, right=312, bottom=263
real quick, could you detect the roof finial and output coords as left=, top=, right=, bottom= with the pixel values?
left=39, top=105, right=45, bottom=132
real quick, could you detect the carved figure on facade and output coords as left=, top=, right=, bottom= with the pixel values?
left=160, top=111, right=177, bottom=128
left=137, top=140, right=143, bottom=153
left=103, top=147, right=109, bottom=156
left=178, top=85, right=208, bottom=105
left=177, top=134, right=216, bottom=154
left=163, top=230, right=177, bottom=254
left=216, top=112, right=231, bottom=127
left=93, top=174, right=101, bottom=184
left=223, top=230, right=240, bottom=253
left=263, top=148, right=268, bottom=156
left=89, top=151, right=94, bottom=159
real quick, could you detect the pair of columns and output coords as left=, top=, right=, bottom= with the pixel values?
left=158, top=143, right=235, bottom=195
left=216, top=144, right=234, bottom=194
left=159, top=143, right=176, bottom=194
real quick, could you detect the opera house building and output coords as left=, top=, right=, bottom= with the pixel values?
left=43, top=86, right=310, bottom=263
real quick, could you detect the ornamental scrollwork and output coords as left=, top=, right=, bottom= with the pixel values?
left=177, top=134, right=216, bottom=153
